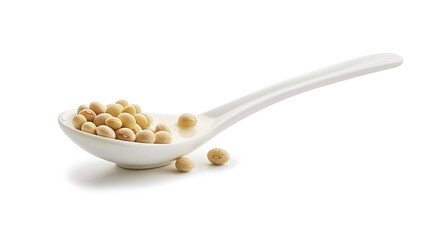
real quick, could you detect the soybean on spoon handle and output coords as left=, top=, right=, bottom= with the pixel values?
left=205, top=53, right=403, bottom=132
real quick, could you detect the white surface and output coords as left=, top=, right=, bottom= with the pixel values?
left=59, top=54, right=402, bottom=169
left=0, top=1, right=428, bottom=239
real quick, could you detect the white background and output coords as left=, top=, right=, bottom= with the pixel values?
left=0, top=1, right=428, bottom=239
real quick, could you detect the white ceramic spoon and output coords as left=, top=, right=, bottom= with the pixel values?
left=59, top=53, right=403, bottom=169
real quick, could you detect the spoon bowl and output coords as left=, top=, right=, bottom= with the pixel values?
left=59, top=110, right=216, bottom=169
left=59, top=53, right=403, bottom=169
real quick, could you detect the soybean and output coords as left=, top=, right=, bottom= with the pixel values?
left=134, top=114, right=149, bottom=129
left=96, top=125, right=116, bottom=139
left=175, top=157, right=195, bottom=172
left=207, top=148, right=230, bottom=165
left=79, top=109, right=96, bottom=122
left=105, top=117, right=122, bottom=130
left=93, top=113, right=112, bottom=126
left=142, top=113, right=153, bottom=127
left=106, top=104, right=124, bottom=117
left=89, top=101, right=106, bottom=115
left=178, top=113, right=197, bottom=128
left=154, top=131, right=172, bottom=144
left=72, top=114, right=87, bottom=129
left=115, top=128, right=136, bottom=142
left=122, top=105, right=137, bottom=115
left=81, top=122, right=96, bottom=134
left=135, top=130, right=156, bottom=143
left=117, top=113, right=136, bottom=129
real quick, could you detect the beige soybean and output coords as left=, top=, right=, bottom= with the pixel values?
left=72, top=114, right=87, bottom=129
left=106, top=104, right=124, bottom=117
left=155, top=123, right=171, bottom=134
left=79, top=109, right=96, bottom=122
left=135, top=130, right=156, bottom=143
left=115, top=128, right=136, bottom=142
left=131, top=104, right=142, bottom=114
left=77, top=104, right=89, bottom=114
left=105, top=117, right=122, bottom=130
left=178, top=113, right=197, bottom=128
left=81, top=122, right=96, bottom=134
left=96, top=125, right=116, bottom=139
left=134, top=114, right=149, bottom=129
left=175, top=157, right=195, bottom=172
left=131, top=124, right=142, bottom=134
left=122, top=105, right=137, bottom=115
left=142, top=113, right=153, bottom=127
left=89, top=101, right=106, bottom=115
left=117, top=113, right=136, bottom=129
left=116, top=99, right=129, bottom=107
left=154, top=131, right=172, bottom=144
left=93, top=113, right=112, bottom=126
left=207, top=148, right=230, bottom=165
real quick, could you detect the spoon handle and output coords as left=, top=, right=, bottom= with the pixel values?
left=205, top=53, right=403, bottom=131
